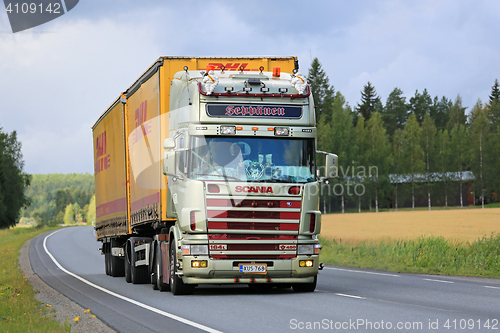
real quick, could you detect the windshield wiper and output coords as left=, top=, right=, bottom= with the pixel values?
left=193, top=173, right=242, bottom=181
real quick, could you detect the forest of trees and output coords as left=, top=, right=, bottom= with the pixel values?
left=22, top=173, right=95, bottom=226
left=310, top=58, right=500, bottom=213
left=0, top=127, right=31, bottom=229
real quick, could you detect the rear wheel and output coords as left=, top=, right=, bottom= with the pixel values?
left=292, top=275, right=317, bottom=293
left=156, top=242, right=170, bottom=292
left=169, top=241, right=194, bottom=295
left=124, top=250, right=132, bottom=283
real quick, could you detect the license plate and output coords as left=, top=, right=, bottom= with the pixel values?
left=239, top=264, right=267, bottom=274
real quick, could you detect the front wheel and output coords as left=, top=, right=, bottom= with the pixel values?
left=169, top=241, right=194, bottom=295
left=292, top=275, right=317, bottom=293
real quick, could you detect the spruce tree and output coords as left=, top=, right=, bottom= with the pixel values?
left=357, top=82, right=380, bottom=121
left=382, top=87, right=408, bottom=138
left=488, top=79, right=500, bottom=126
left=409, top=89, right=432, bottom=124
left=307, top=58, right=335, bottom=123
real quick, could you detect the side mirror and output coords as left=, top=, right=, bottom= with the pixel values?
left=164, top=138, right=175, bottom=150
left=324, top=153, right=338, bottom=179
left=163, top=151, right=176, bottom=176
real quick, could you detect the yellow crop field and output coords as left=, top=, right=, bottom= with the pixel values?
left=320, top=208, right=500, bottom=243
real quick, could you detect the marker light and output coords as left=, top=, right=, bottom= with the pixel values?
left=183, top=66, right=188, bottom=71
left=190, top=211, right=196, bottom=231
left=314, top=244, right=322, bottom=254
left=279, top=88, right=288, bottom=93
left=309, top=214, right=316, bottom=233
left=252, top=127, right=259, bottom=131
left=220, top=126, right=236, bottom=135
left=260, top=87, right=270, bottom=92
left=182, top=245, right=190, bottom=255
left=274, top=127, right=289, bottom=136
left=225, top=87, right=234, bottom=92
left=273, top=66, right=281, bottom=77
left=299, top=260, right=314, bottom=267
left=288, top=186, right=300, bottom=195
left=259, top=66, right=264, bottom=73
left=191, top=260, right=208, bottom=268
left=243, top=87, right=252, bottom=92
left=220, top=65, right=226, bottom=72
left=236, top=126, right=243, bottom=130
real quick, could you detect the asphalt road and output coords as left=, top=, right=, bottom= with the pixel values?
left=30, top=226, right=500, bottom=333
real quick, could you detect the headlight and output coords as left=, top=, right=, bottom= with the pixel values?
left=297, top=244, right=314, bottom=255
left=190, top=245, right=209, bottom=256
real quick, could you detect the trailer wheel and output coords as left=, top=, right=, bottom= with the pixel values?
left=169, top=241, right=194, bottom=295
left=131, top=241, right=149, bottom=284
left=110, top=239, right=125, bottom=277
left=292, top=275, right=317, bottom=293
left=104, top=243, right=110, bottom=276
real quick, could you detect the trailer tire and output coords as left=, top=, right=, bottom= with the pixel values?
left=169, top=241, right=194, bottom=295
left=105, top=252, right=110, bottom=275
left=292, top=275, right=317, bottom=293
left=131, top=242, right=149, bottom=284
left=110, top=240, right=125, bottom=277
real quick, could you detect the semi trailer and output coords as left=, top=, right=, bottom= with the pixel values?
left=92, top=56, right=337, bottom=295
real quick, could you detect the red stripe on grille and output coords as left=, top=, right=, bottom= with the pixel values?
left=208, top=222, right=299, bottom=231
left=207, top=210, right=300, bottom=219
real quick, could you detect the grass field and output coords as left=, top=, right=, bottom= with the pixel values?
left=0, top=226, right=68, bottom=332
left=319, top=208, right=500, bottom=277
left=321, top=207, right=500, bottom=243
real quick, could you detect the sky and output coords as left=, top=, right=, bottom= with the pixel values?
left=1, top=0, right=499, bottom=174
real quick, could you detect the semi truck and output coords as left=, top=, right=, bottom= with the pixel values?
left=92, top=56, right=337, bottom=295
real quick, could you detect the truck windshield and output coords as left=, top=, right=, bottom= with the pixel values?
left=189, top=136, right=315, bottom=183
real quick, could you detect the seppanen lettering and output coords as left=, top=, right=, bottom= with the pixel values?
left=206, top=104, right=302, bottom=118
left=225, top=105, right=285, bottom=116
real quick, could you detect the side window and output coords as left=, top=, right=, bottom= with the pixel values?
left=176, top=134, right=187, bottom=174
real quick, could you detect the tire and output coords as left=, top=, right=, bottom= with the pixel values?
left=292, top=275, right=317, bottom=293
left=169, top=241, right=194, bottom=295
left=110, top=239, right=125, bottom=277
left=104, top=244, right=110, bottom=276
left=124, top=249, right=132, bottom=283
left=104, top=252, right=110, bottom=275
left=131, top=241, right=149, bottom=284
left=156, top=242, right=170, bottom=292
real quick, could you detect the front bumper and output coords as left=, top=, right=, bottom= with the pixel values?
left=179, top=255, right=319, bottom=285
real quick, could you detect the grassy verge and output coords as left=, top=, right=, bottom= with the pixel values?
left=0, top=226, right=69, bottom=332
left=320, top=234, right=500, bottom=278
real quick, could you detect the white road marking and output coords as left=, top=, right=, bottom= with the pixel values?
left=324, top=267, right=400, bottom=277
left=423, top=278, right=454, bottom=284
left=335, top=293, right=365, bottom=299
left=485, top=286, right=500, bottom=290
left=43, top=230, right=222, bottom=333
